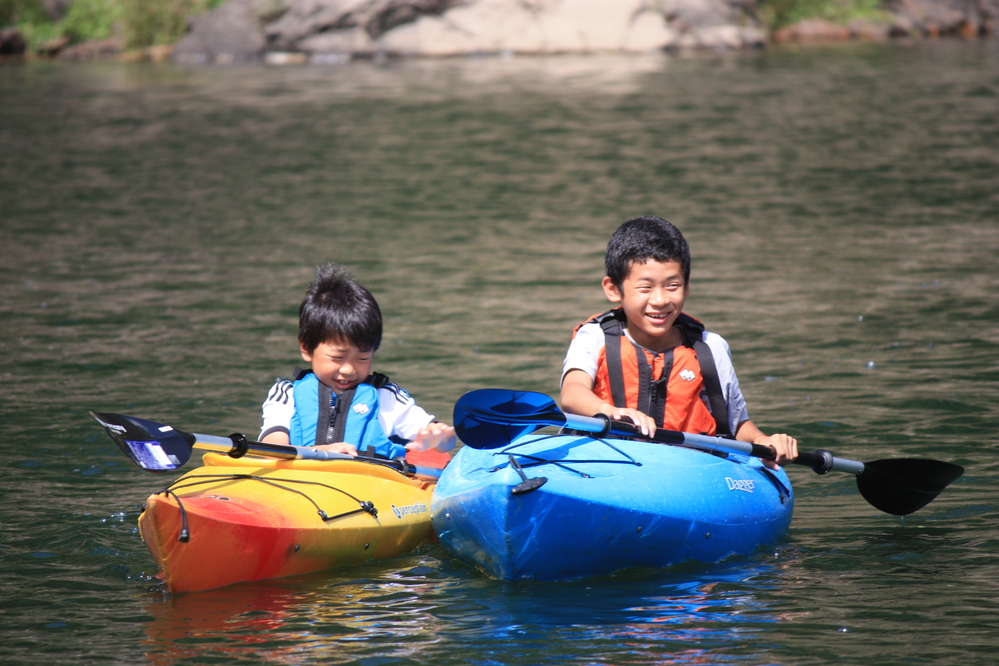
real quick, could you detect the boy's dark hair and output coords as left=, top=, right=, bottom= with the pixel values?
left=605, top=216, right=691, bottom=289
left=298, top=263, right=382, bottom=353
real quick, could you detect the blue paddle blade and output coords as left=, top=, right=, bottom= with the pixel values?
left=453, top=389, right=567, bottom=449
left=91, top=411, right=195, bottom=472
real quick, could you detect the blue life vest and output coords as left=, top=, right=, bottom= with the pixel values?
left=288, top=370, right=407, bottom=459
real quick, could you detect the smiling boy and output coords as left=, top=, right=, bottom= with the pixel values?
left=259, top=263, right=454, bottom=458
left=560, top=216, right=797, bottom=468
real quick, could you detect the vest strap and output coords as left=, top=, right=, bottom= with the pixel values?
left=692, top=338, right=732, bottom=437
left=599, top=313, right=628, bottom=409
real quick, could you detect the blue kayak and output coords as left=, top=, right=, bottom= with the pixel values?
left=431, top=433, right=794, bottom=581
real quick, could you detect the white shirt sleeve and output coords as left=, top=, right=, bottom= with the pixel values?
left=376, top=384, right=435, bottom=442
left=260, top=378, right=295, bottom=440
left=702, top=331, right=750, bottom=435
left=561, top=322, right=605, bottom=385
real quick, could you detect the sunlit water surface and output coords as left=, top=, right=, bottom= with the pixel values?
left=1, top=40, right=997, bottom=665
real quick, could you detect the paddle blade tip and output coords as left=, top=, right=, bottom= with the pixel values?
left=90, top=410, right=193, bottom=473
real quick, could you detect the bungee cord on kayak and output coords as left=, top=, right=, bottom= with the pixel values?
left=484, top=432, right=644, bottom=494
left=487, top=432, right=642, bottom=478
left=151, top=473, right=381, bottom=543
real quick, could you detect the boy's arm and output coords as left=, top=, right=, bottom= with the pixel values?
left=375, top=384, right=455, bottom=452
left=259, top=378, right=294, bottom=445
left=406, top=421, right=456, bottom=452
left=735, top=420, right=798, bottom=470
left=561, top=369, right=657, bottom=437
left=259, top=430, right=359, bottom=456
left=260, top=430, right=290, bottom=445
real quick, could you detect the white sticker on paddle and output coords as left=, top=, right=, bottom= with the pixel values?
left=124, top=439, right=177, bottom=470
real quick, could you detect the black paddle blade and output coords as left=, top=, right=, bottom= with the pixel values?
left=90, top=412, right=196, bottom=472
left=453, top=389, right=566, bottom=449
left=856, top=458, right=964, bottom=516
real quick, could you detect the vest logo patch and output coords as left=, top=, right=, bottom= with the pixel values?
left=679, top=369, right=696, bottom=382
left=353, top=403, right=371, bottom=415
left=726, top=478, right=755, bottom=493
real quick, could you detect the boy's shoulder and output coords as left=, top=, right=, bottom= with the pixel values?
left=574, top=307, right=626, bottom=334
left=368, top=372, right=414, bottom=405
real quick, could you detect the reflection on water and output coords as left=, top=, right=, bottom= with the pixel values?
left=140, top=557, right=784, bottom=664
left=1, top=39, right=997, bottom=666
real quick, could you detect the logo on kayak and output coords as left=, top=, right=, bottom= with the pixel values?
left=679, top=369, right=696, bottom=382
left=726, top=478, right=755, bottom=493
left=353, top=403, right=371, bottom=415
left=391, top=503, right=428, bottom=519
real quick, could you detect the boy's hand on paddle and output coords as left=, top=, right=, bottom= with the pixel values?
left=407, top=422, right=456, bottom=452
left=315, top=442, right=359, bottom=456
left=755, top=433, right=798, bottom=470
left=608, top=407, right=657, bottom=438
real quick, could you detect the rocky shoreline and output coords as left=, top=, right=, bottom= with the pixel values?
left=2, top=0, right=997, bottom=63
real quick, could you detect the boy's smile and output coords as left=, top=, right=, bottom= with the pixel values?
left=602, top=259, right=689, bottom=352
left=300, top=340, right=374, bottom=394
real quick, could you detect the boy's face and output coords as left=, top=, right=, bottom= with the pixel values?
left=602, top=259, right=688, bottom=352
left=300, top=339, right=374, bottom=395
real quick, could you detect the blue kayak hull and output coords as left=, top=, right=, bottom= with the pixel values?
left=431, top=434, right=794, bottom=581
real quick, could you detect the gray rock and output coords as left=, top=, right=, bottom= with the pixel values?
left=264, top=0, right=460, bottom=50
left=173, top=0, right=998, bottom=60
left=772, top=18, right=851, bottom=43
left=889, top=0, right=999, bottom=34
left=375, top=0, right=684, bottom=55
left=982, top=0, right=999, bottom=33
left=173, top=0, right=268, bottom=63
left=298, top=26, right=374, bottom=54
left=59, top=36, right=121, bottom=60
left=676, top=24, right=765, bottom=49
left=44, top=0, right=74, bottom=21
left=890, top=0, right=972, bottom=33
left=0, top=27, right=26, bottom=55
left=655, top=0, right=746, bottom=31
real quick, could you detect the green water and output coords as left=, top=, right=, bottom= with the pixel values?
left=1, top=41, right=997, bottom=664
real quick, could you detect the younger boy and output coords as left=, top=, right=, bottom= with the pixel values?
left=560, top=216, right=797, bottom=468
left=260, top=263, right=454, bottom=458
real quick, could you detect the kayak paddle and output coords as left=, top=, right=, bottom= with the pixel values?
left=91, top=411, right=443, bottom=480
left=452, top=389, right=964, bottom=516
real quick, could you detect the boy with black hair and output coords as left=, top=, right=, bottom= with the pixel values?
left=560, top=216, right=797, bottom=469
left=260, top=263, right=454, bottom=458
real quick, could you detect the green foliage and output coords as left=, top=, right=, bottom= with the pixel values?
left=121, top=0, right=223, bottom=49
left=758, top=0, right=891, bottom=30
left=1, top=0, right=44, bottom=28
left=61, top=0, right=121, bottom=42
left=3, top=0, right=226, bottom=52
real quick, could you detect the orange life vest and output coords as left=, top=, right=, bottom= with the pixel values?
left=573, top=308, right=731, bottom=436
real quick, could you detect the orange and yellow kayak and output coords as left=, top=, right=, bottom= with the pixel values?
left=138, top=452, right=442, bottom=593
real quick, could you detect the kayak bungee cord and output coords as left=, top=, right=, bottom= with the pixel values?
left=493, top=432, right=641, bottom=468
left=487, top=432, right=644, bottom=494
left=150, top=473, right=379, bottom=542
left=494, top=431, right=639, bottom=465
